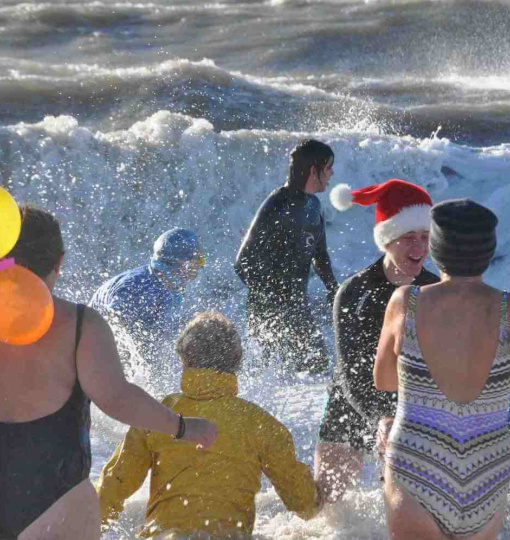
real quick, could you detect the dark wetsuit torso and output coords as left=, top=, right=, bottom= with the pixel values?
left=0, top=304, right=91, bottom=540
left=235, top=185, right=337, bottom=372
left=319, top=258, right=439, bottom=449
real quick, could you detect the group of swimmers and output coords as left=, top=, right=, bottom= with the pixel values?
left=1, top=138, right=509, bottom=540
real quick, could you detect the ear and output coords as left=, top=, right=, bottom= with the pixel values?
left=55, top=252, right=64, bottom=276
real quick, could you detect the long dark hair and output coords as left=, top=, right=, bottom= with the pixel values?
left=7, top=205, right=64, bottom=278
left=287, top=139, right=334, bottom=190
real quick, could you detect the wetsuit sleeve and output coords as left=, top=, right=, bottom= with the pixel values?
left=234, top=195, right=286, bottom=287
left=261, top=416, right=320, bottom=520
left=96, top=426, right=152, bottom=524
left=312, top=223, right=337, bottom=294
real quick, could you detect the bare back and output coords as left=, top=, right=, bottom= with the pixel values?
left=413, top=282, right=505, bottom=404
left=0, top=297, right=79, bottom=422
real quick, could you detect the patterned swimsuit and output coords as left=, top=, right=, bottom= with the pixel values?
left=386, top=287, right=510, bottom=538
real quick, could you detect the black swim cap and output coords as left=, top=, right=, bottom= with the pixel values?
left=429, top=199, right=498, bottom=277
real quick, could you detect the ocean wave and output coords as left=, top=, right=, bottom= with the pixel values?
left=4, top=110, right=510, bottom=301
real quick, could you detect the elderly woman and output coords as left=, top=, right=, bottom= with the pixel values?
left=374, top=199, right=510, bottom=540
left=97, top=312, right=323, bottom=539
left=0, top=206, right=216, bottom=540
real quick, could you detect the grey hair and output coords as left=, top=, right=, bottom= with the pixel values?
left=176, top=312, right=243, bottom=374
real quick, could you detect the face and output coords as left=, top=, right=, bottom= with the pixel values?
left=385, top=230, right=430, bottom=278
left=304, top=157, right=334, bottom=193
left=181, top=253, right=205, bottom=282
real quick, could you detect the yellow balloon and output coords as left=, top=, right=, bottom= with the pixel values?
left=0, top=188, right=21, bottom=259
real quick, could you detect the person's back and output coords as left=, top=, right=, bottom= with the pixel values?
left=97, top=313, right=321, bottom=538
left=385, top=284, right=510, bottom=538
left=0, top=298, right=98, bottom=540
left=375, top=199, right=510, bottom=540
left=413, top=283, right=503, bottom=403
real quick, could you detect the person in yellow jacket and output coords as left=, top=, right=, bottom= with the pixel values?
left=97, top=312, right=323, bottom=539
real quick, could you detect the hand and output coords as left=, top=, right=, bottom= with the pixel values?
left=181, top=417, right=218, bottom=449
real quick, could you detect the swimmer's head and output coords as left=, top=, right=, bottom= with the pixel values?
left=176, top=312, right=242, bottom=375
left=288, top=139, right=334, bottom=192
left=7, top=205, right=64, bottom=280
left=150, top=228, right=204, bottom=285
left=430, top=199, right=497, bottom=277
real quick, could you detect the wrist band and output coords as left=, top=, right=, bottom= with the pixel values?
left=175, top=414, right=186, bottom=440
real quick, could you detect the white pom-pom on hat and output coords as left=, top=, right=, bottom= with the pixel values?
left=330, top=183, right=353, bottom=211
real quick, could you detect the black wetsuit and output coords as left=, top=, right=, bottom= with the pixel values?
left=318, top=257, right=439, bottom=449
left=0, top=305, right=91, bottom=539
left=235, top=185, right=337, bottom=372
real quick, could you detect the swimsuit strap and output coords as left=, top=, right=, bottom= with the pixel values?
left=501, top=291, right=508, bottom=332
left=498, top=291, right=509, bottom=355
left=75, top=304, right=86, bottom=355
left=73, top=304, right=86, bottom=391
left=404, top=285, right=420, bottom=336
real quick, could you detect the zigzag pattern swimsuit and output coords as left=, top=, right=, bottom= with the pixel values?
left=386, top=287, right=510, bottom=537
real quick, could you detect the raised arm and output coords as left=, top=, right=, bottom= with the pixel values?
left=77, top=306, right=217, bottom=448
left=373, top=286, right=409, bottom=391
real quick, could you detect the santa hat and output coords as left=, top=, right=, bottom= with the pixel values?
left=330, top=179, right=432, bottom=251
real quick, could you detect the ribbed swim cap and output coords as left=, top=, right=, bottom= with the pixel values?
left=429, top=199, right=498, bottom=277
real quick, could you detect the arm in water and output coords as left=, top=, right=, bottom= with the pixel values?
left=261, top=415, right=323, bottom=520
left=77, top=306, right=217, bottom=448
left=374, top=287, right=409, bottom=392
left=96, top=426, right=151, bottom=526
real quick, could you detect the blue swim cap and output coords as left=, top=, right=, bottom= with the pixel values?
left=151, top=228, right=202, bottom=265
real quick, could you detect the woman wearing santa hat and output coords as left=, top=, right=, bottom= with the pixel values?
left=315, top=179, right=439, bottom=503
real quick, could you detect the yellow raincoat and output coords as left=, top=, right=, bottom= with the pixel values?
left=97, top=368, right=320, bottom=538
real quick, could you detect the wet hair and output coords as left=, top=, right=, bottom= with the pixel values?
left=7, top=205, right=64, bottom=279
left=176, top=312, right=242, bottom=374
left=288, top=139, right=334, bottom=190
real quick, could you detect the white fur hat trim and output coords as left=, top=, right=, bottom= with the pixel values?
left=374, top=204, right=431, bottom=252
left=329, top=184, right=353, bottom=211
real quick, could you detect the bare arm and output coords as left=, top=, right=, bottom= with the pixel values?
left=77, top=307, right=217, bottom=448
left=373, top=287, right=408, bottom=391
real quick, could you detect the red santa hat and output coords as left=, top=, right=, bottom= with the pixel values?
left=330, top=179, right=432, bottom=251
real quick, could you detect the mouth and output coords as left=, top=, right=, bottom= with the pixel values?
left=408, top=255, right=423, bottom=264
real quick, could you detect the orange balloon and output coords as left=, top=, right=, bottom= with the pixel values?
left=0, top=264, right=54, bottom=345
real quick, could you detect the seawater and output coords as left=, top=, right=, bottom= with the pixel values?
left=3, top=1, right=510, bottom=538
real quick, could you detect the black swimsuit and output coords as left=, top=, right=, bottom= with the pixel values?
left=0, top=304, right=91, bottom=539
